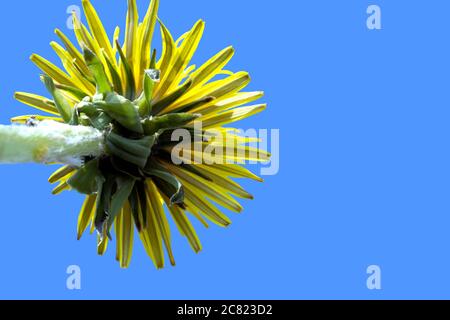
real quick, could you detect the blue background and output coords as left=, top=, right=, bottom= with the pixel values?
left=0, top=0, right=449, bottom=299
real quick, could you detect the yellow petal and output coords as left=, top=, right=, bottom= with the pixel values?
left=189, top=46, right=234, bottom=89
left=224, top=145, right=271, bottom=163
left=187, top=209, right=209, bottom=228
left=156, top=20, right=205, bottom=99
left=82, top=0, right=115, bottom=62
left=146, top=180, right=176, bottom=266
left=72, top=11, right=94, bottom=50
left=191, top=164, right=253, bottom=199
left=90, top=213, right=96, bottom=234
left=196, top=71, right=250, bottom=100
left=77, top=195, right=97, bottom=240
left=206, top=164, right=263, bottom=182
left=112, top=26, right=121, bottom=57
left=115, top=208, right=122, bottom=262
left=193, top=91, right=264, bottom=115
left=72, top=12, right=111, bottom=81
left=170, top=144, right=269, bottom=173
left=175, top=32, right=189, bottom=47
left=11, top=115, right=64, bottom=125
left=181, top=64, right=196, bottom=80
left=52, top=180, right=71, bottom=195
left=55, top=28, right=91, bottom=75
left=137, top=0, right=159, bottom=88
left=48, top=165, right=75, bottom=184
left=219, top=70, right=234, bottom=76
left=184, top=189, right=231, bottom=227
left=161, top=161, right=243, bottom=213
left=171, top=71, right=250, bottom=111
left=199, top=104, right=266, bottom=128
left=97, top=234, right=109, bottom=255
left=14, top=92, right=59, bottom=115
left=164, top=198, right=202, bottom=253
left=116, top=202, right=134, bottom=268
left=50, top=42, right=95, bottom=95
left=124, top=0, right=138, bottom=74
left=30, top=54, right=76, bottom=87
left=139, top=191, right=164, bottom=269
left=155, top=20, right=175, bottom=95
left=220, top=131, right=262, bottom=145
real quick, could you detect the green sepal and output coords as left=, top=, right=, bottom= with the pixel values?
left=67, top=158, right=103, bottom=195
left=144, top=162, right=184, bottom=205
left=106, top=176, right=135, bottom=231
left=83, top=47, right=112, bottom=95
left=172, top=96, right=214, bottom=113
left=150, top=49, right=157, bottom=69
left=143, top=113, right=200, bottom=136
left=89, top=112, right=113, bottom=131
left=105, top=133, right=155, bottom=169
left=95, top=174, right=114, bottom=235
left=180, top=164, right=213, bottom=182
left=144, top=69, right=160, bottom=105
left=69, top=108, right=79, bottom=126
left=54, top=83, right=87, bottom=101
left=76, top=101, right=113, bottom=130
left=102, top=51, right=123, bottom=95
left=116, top=40, right=136, bottom=100
left=94, top=92, right=143, bottom=133
left=152, top=176, right=185, bottom=207
left=92, top=93, right=105, bottom=102
left=76, top=101, right=97, bottom=116
left=135, top=180, right=148, bottom=229
left=42, top=75, right=72, bottom=123
left=107, top=132, right=155, bottom=159
left=129, top=186, right=144, bottom=232
left=136, top=69, right=160, bottom=117
left=157, top=127, right=211, bottom=145
left=151, top=79, right=192, bottom=115
left=110, top=156, right=144, bottom=179
left=105, top=141, right=148, bottom=168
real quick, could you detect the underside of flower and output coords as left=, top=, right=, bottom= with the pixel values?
left=8, top=0, right=269, bottom=268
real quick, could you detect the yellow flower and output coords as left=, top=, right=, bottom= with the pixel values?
left=13, top=0, right=269, bottom=268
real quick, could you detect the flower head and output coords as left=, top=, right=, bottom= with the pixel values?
left=13, top=0, right=269, bottom=268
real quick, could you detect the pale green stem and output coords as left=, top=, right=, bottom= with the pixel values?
left=0, top=120, right=105, bottom=166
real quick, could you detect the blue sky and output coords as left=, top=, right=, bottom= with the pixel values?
left=0, top=0, right=450, bottom=299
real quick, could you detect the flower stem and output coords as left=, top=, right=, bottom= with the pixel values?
left=0, top=121, right=104, bottom=166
